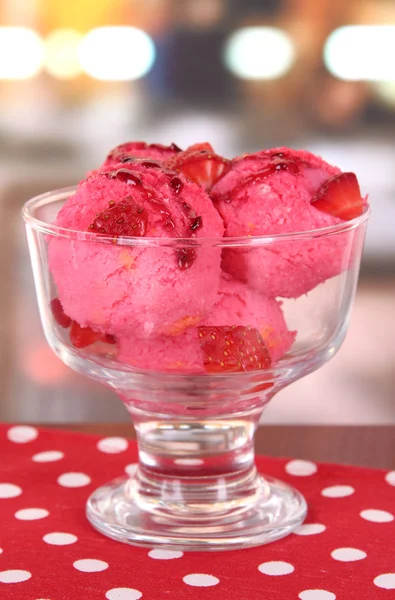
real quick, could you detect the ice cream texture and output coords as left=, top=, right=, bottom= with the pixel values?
left=49, top=141, right=365, bottom=373
left=118, top=273, right=295, bottom=372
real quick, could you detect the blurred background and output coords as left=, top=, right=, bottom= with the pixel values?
left=1, top=0, right=394, bottom=425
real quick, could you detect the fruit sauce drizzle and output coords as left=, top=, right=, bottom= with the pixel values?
left=216, top=151, right=309, bottom=204
left=90, top=162, right=202, bottom=270
left=107, top=141, right=182, bottom=162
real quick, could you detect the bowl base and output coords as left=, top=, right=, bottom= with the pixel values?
left=86, top=470, right=307, bottom=551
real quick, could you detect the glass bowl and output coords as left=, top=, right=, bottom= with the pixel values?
left=23, top=186, right=369, bottom=551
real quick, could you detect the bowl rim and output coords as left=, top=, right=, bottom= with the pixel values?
left=22, top=185, right=370, bottom=247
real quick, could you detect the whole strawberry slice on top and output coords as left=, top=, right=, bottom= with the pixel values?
left=166, top=145, right=230, bottom=190
left=311, top=172, right=364, bottom=220
left=88, top=197, right=148, bottom=238
left=198, top=325, right=271, bottom=373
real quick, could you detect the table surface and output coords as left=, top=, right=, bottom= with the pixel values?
left=40, top=424, right=395, bottom=470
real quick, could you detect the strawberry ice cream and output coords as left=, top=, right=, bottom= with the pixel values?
left=118, top=273, right=295, bottom=372
left=212, top=148, right=364, bottom=298
left=48, top=140, right=365, bottom=374
left=49, top=160, right=224, bottom=338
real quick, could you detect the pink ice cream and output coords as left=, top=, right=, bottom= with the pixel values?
left=49, top=161, right=224, bottom=338
left=48, top=141, right=365, bottom=374
left=212, top=148, right=358, bottom=298
left=118, top=273, right=295, bottom=372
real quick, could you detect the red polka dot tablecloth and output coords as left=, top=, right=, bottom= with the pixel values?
left=0, top=423, right=395, bottom=600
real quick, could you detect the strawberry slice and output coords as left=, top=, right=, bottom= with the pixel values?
left=50, top=298, right=71, bottom=328
left=198, top=325, right=271, bottom=373
left=69, top=321, right=101, bottom=349
left=311, top=172, right=363, bottom=220
left=166, top=151, right=230, bottom=190
left=176, top=248, right=197, bottom=270
left=185, top=142, right=215, bottom=154
left=101, top=333, right=117, bottom=345
left=89, top=197, right=148, bottom=237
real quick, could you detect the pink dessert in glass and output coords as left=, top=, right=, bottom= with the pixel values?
left=48, top=140, right=365, bottom=373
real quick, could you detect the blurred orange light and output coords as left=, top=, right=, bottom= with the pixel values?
left=44, top=29, right=84, bottom=79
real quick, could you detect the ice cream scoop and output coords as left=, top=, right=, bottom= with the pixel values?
left=49, top=160, right=224, bottom=338
left=212, top=147, right=364, bottom=298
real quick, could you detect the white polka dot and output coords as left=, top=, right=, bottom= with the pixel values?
left=374, top=573, right=395, bottom=589
left=148, top=549, right=183, bottom=560
left=73, top=559, right=108, bottom=573
left=360, top=509, right=394, bottom=523
left=174, top=458, right=204, bottom=466
left=97, top=437, right=128, bottom=454
left=321, top=485, right=355, bottom=498
left=299, top=591, right=336, bottom=600
left=183, top=574, right=220, bottom=587
left=15, top=508, right=49, bottom=521
left=258, top=561, right=294, bottom=576
left=385, top=471, right=395, bottom=486
left=7, top=426, right=38, bottom=443
left=0, top=484, right=22, bottom=499
left=285, top=460, right=317, bottom=476
left=43, top=532, right=78, bottom=546
left=105, top=588, right=142, bottom=600
left=57, top=472, right=91, bottom=488
left=0, top=549, right=3, bottom=554
left=294, top=524, right=326, bottom=536
left=124, top=464, right=137, bottom=477
left=32, top=451, right=64, bottom=463
left=0, top=570, right=32, bottom=583
left=331, top=548, right=367, bottom=562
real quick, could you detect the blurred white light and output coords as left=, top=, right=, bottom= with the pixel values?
left=324, top=26, right=395, bottom=81
left=78, top=27, right=156, bottom=81
left=0, top=27, right=43, bottom=79
left=224, top=26, right=295, bottom=80
left=44, top=29, right=83, bottom=79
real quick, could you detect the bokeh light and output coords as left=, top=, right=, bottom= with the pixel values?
left=374, top=81, right=395, bottom=108
left=224, top=26, right=295, bottom=80
left=0, top=27, right=44, bottom=79
left=44, top=29, right=84, bottom=80
left=324, top=26, right=395, bottom=81
left=78, top=26, right=156, bottom=81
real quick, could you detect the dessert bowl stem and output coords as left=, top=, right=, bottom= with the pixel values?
left=86, top=391, right=307, bottom=550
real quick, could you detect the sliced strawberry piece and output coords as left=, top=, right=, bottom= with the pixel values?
left=89, top=197, right=148, bottom=237
left=198, top=326, right=271, bottom=373
left=69, top=321, right=101, bottom=349
left=176, top=248, right=197, bottom=270
left=101, top=333, right=117, bottom=345
left=167, top=151, right=230, bottom=190
left=311, top=172, right=363, bottom=220
left=185, top=142, right=215, bottom=154
left=50, top=298, right=71, bottom=328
